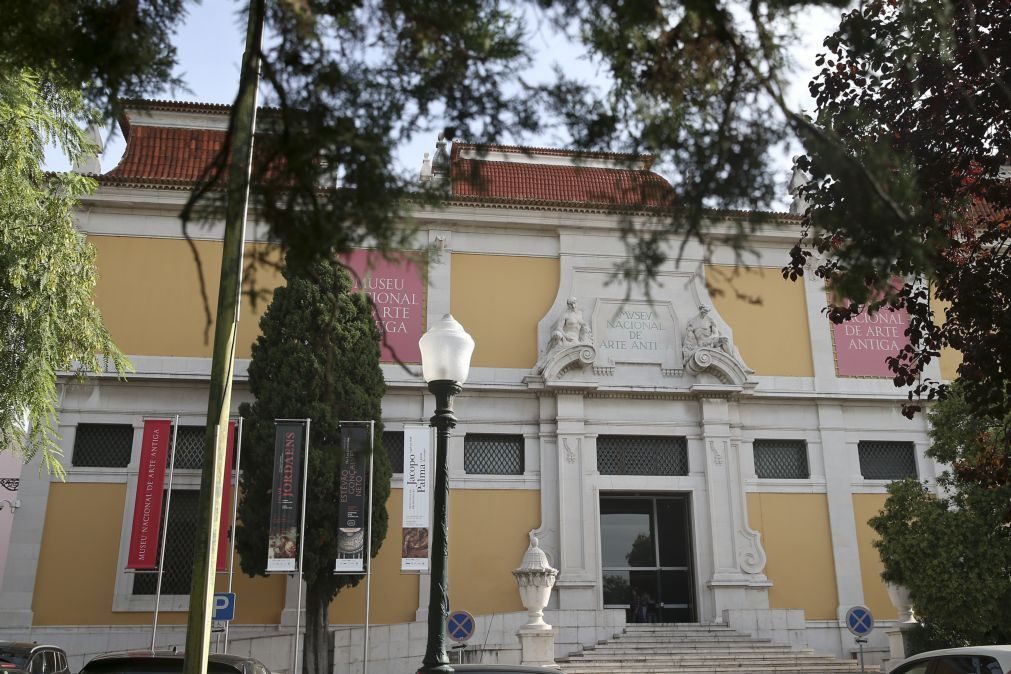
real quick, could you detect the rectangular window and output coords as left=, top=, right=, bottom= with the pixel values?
left=753, top=439, right=809, bottom=479
left=173, top=426, right=206, bottom=470
left=597, top=436, right=689, bottom=476
left=464, top=434, right=524, bottom=475
left=383, top=431, right=404, bottom=474
left=132, top=489, right=199, bottom=595
left=72, top=424, right=133, bottom=467
left=858, top=441, right=917, bottom=480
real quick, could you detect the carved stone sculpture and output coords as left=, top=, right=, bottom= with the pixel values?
left=683, top=305, right=734, bottom=361
left=546, top=297, right=592, bottom=352
left=534, top=297, right=596, bottom=377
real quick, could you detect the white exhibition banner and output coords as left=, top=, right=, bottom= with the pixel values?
left=400, top=424, right=432, bottom=572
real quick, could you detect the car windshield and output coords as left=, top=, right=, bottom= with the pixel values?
left=0, top=651, right=29, bottom=669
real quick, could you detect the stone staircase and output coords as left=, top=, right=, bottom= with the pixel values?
left=558, top=623, right=866, bottom=674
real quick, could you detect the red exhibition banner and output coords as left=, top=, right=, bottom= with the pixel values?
left=831, top=284, right=912, bottom=377
left=216, top=421, right=237, bottom=572
left=342, top=249, right=425, bottom=363
left=127, top=419, right=172, bottom=570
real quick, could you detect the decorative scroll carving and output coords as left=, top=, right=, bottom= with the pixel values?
left=562, top=438, right=579, bottom=464
left=0, top=478, right=19, bottom=492
left=536, top=344, right=598, bottom=381
left=709, top=440, right=725, bottom=466
left=738, top=528, right=768, bottom=575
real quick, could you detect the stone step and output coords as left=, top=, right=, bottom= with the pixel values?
left=560, top=622, right=860, bottom=674
left=566, top=653, right=846, bottom=662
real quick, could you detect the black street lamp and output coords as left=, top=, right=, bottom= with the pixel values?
left=418, top=314, right=475, bottom=674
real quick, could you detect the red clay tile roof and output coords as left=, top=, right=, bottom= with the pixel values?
left=106, top=125, right=228, bottom=183
left=449, top=144, right=675, bottom=207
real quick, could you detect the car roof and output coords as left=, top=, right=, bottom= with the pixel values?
left=899, top=645, right=1011, bottom=666
left=84, top=652, right=257, bottom=667
left=0, top=644, right=63, bottom=654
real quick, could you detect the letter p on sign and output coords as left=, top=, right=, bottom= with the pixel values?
left=213, top=592, right=236, bottom=621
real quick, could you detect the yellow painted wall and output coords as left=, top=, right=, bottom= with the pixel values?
left=329, top=489, right=419, bottom=625
left=746, top=493, right=838, bottom=619
left=705, top=265, right=814, bottom=377
left=852, top=493, right=893, bottom=619
left=91, top=236, right=283, bottom=359
left=933, top=297, right=962, bottom=381
left=448, top=489, right=540, bottom=616
left=450, top=254, right=559, bottom=369
left=33, top=483, right=285, bottom=625
left=328, top=488, right=539, bottom=622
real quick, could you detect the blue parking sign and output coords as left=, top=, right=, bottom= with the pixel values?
left=845, top=605, right=874, bottom=637
left=213, top=592, right=236, bottom=621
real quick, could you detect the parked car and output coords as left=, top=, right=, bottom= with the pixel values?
left=0, top=643, right=71, bottom=674
left=889, top=646, right=1011, bottom=674
left=81, top=651, right=271, bottom=674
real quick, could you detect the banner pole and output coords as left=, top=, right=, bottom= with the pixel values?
left=223, top=418, right=243, bottom=653
left=151, top=414, right=180, bottom=651
left=363, top=421, right=375, bottom=674
left=291, top=418, right=311, bottom=674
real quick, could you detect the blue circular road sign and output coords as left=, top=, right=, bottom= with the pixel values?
left=845, top=605, right=874, bottom=637
left=448, top=610, right=476, bottom=643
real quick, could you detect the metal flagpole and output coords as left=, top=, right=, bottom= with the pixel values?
left=223, top=418, right=243, bottom=653
left=152, top=415, right=180, bottom=651
left=291, top=418, right=311, bottom=674
left=363, top=421, right=375, bottom=674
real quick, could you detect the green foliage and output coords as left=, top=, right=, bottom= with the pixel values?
left=235, top=254, right=391, bottom=602
left=0, top=69, right=129, bottom=475
left=0, top=1, right=185, bottom=114
left=794, top=1, right=1011, bottom=421
left=869, top=383, right=1011, bottom=647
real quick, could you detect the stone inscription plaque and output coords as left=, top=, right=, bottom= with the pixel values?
left=591, top=299, right=680, bottom=373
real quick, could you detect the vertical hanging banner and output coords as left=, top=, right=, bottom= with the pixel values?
left=342, top=249, right=426, bottom=363
left=216, top=420, right=238, bottom=572
left=401, top=425, right=432, bottom=572
left=335, top=424, right=370, bottom=573
left=127, top=419, right=172, bottom=570
left=267, top=421, right=306, bottom=573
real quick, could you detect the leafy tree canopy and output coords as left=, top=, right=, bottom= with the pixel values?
left=235, top=254, right=391, bottom=674
left=0, top=69, right=129, bottom=474
left=790, top=0, right=1010, bottom=424
left=870, top=382, right=1011, bottom=648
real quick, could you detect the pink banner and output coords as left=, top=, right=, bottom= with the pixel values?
left=127, top=419, right=171, bottom=570
left=216, top=421, right=237, bottom=572
left=343, top=250, right=425, bottom=363
left=833, top=302, right=910, bottom=377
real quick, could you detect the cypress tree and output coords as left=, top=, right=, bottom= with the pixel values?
left=235, top=255, right=391, bottom=674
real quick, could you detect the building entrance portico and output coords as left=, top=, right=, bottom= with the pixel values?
left=600, top=494, right=696, bottom=623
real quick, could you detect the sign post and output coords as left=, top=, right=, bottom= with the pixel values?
left=845, top=605, right=874, bottom=673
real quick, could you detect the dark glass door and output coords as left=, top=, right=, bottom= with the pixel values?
left=600, top=495, right=695, bottom=622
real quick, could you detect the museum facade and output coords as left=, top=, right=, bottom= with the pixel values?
left=0, top=100, right=955, bottom=671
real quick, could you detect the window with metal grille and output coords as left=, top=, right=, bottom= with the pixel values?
left=858, top=441, right=917, bottom=480
left=384, top=431, right=404, bottom=473
left=173, top=426, right=206, bottom=469
left=597, top=436, right=689, bottom=476
left=464, top=434, right=524, bottom=475
left=132, top=489, right=199, bottom=595
left=72, top=424, right=133, bottom=467
left=753, top=439, right=809, bottom=479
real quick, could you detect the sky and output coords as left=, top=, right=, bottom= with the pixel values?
left=49, top=0, right=845, bottom=199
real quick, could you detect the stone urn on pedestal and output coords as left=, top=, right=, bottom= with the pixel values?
left=512, top=531, right=559, bottom=667
left=884, top=582, right=917, bottom=670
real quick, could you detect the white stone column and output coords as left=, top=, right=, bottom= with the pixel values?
left=697, top=393, right=770, bottom=617
left=553, top=391, right=597, bottom=609
left=817, top=403, right=867, bottom=632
